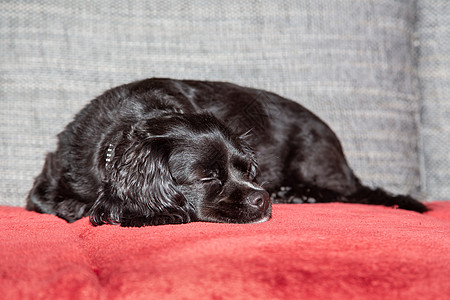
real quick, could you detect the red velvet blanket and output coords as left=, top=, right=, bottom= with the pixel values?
left=1, top=203, right=449, bottom=299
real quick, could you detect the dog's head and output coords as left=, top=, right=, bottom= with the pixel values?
left=90, top=113, right=271, bottom=226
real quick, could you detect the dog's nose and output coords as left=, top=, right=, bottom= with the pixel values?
left=247, top=190, right=270, bottom=212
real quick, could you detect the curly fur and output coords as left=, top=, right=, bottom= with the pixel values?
left=26, top=78, right=428, bottom=226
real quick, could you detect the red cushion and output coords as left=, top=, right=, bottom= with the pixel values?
left=1, top=203, right=449, bottom=299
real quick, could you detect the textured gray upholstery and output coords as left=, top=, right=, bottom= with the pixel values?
left=416, top=0, right=450, bottom=200
left=0, top=0, right=448, bottom=206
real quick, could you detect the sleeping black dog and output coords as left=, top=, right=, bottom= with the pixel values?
left=26, top=78, right=428, bottom=226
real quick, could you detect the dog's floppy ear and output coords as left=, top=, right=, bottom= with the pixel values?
left=89, top=127, right=195, bottom=227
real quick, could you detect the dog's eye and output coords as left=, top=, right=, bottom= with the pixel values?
left=199, top=170, right=220, bottom=183
left=246, top=164, right=257, bottom=181
left=200, top=177, right=215, bottom=182
left=246, top=171, right=255, bottom=181
left=199, top=177, right=222, bottom=184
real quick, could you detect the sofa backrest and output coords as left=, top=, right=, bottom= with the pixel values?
left=1, top=0, right=448, bottom=206
left=416, top=0, right=450, bottom=200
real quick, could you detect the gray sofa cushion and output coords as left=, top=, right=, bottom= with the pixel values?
left=0, top=0, right=430, bottom=206
left=417, top=0, right=450, bottom=200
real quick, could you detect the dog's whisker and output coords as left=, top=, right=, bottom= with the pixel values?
left=259, top=181, right=271, bottom=188
left=239, top=128, right=253, bottom=139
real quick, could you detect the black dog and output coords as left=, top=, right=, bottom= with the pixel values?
left=26, top=78, right=428, bottom=226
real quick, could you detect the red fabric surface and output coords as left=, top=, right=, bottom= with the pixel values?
left=1, top=203, right=449, bottom=300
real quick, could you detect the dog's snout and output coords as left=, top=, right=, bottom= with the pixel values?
left=247, top=190, right=270, bottom=212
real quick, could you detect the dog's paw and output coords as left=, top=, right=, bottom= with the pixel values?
left=270, top=186, right=316, bottom=204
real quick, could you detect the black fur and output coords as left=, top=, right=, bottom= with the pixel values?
left=26, top=78, right=428, bottom=226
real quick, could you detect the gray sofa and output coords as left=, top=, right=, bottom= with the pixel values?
left=1, top=0, right=448, bottom=207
